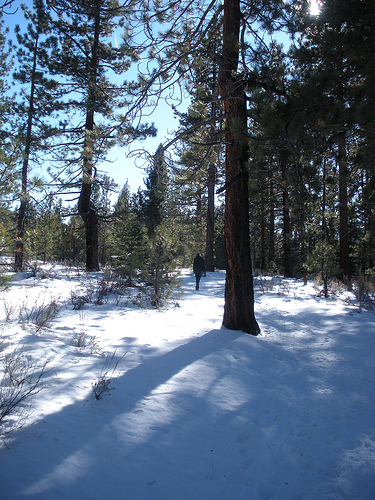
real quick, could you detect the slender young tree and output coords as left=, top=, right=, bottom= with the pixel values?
left=0, top=10, right=18, bottom=259
left=111, top=183, right=149, bottom=284
left=12, top=0, right=62, bottom=271
left=142, top=144, right=168, bottom=237
left=205, top=162, right=216, bottom=270
left=0, top=11, right=16, bottom=197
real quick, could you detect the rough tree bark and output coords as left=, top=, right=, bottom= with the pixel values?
left=218, top=0, right=260, bottom=335
left=77, top=0, right=100, bottom=272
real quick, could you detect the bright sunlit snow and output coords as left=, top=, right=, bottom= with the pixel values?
left=0, top=268, right=374, bottom=499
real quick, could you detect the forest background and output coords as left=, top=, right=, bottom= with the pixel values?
left=0, top=0, right=374, bottom=328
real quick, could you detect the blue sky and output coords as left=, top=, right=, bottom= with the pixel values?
left=3, top=0, right=187, bottom=202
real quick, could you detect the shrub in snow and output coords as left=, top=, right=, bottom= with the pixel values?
left=33, top=300, right=60, bottom=332
left=2, top=295, right=16, bottom=322
left=92, top=350, right=122, bottom=400
left=92, top=376, right=111, bottom=400
left=73, top=330, right=103, bottom=356
left=0, top=331, right=7, bottom=353
left=20, top=296, right=60, bottom=333
left=279, top=280, right=290, bottom=296
left=0, top=273, right=12, bottom=292
left=27, top=261, right=41, bottom=278
left=256, top=276, right=275, bottom=293
left=353, top=274, right=375, bottom=311
left=0, top=348, right=47, bottom=437
left=94, top=269, right=112, bottom=305
left=71, top=282, right=95, bottom=310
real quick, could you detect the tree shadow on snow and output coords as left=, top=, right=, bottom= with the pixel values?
left=1, top=273, right=375, bottom=499
left=0, top=326, right=246, bottom=499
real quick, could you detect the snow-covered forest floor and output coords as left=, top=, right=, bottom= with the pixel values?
left=0, top=267, right=374, bottom=499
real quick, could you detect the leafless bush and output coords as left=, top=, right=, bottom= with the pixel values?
left=71, top=283, right=95, bottom=310
left=34, top=264, right=56, bottom=281
left=2, top=295, right=16, bottom=322
left=279, top=280, right=290, bottom=296
left=21, top=297, right=60, bottom=332
left=0, top=348, right=47, bottom=436
left=95, top=270, right=112, bottom=305
left=26, top=261, right=41, bottom=278
left=92, top=350, right=122, bottom=400
left=0, top=331, right=6, bottom=353
left=353, top=275, right=374, bottom=311
left=73, top=330, right=103, bottom=356
left=73, top=330, right=88, bottom=348
left=95, top=269, right=133, bottom=305
left=71, top=292, right=90, bottom=310
left=257, top=276, right=275, bottom=293
left=35, top=300, right=59, bottom=332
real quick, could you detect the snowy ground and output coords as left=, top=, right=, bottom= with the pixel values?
left=0, top=268, right=374, bottom=499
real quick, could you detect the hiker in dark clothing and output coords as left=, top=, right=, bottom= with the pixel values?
left=193, top=253, right=206, bottom=290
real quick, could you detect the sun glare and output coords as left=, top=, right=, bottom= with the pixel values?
left=310, top=0, right=321, bottom=16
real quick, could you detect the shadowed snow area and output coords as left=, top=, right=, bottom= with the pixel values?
left=0, top=268, right=374, bottom=499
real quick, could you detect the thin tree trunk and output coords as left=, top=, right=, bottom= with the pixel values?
left=280, top=152, right=293, bottom=277
left=218, top=0, right=259, bottom=335
left=321, top=157, right=329, bottom=298
left=205, top=163, right=215, bottom=271
left=338, top=132, right=350, bottom=281
left=260, top=189, right=266, bottom=273
left=269, top=179, right=275, bottom=264
left=205, top=64, right=218, bottom=273
left=297, top=162, right=307, bottom=284
left=15, top=32, right=39, bottom=272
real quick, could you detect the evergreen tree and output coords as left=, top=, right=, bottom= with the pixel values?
left=139, top=145, right=181, bottom=306
left=0, top=10, right=18, bottom=228
left=147, top=222, right=180, bottom=308
left=142, top=144, right=168, bottom=237
left=12, top=0, right=64, bottom=271
left=30, top=196, right=65, bottom=263
left=172, top=23, right=224, bottom=271
left=90, top=174, right=118, bottom=266
left=45, top=0, right=156, bottom=271
left=137, top=0, right=297, bottom=330
left=111, top=183, right=148, bottom=284
left=292, top=0, right=375, bottom=281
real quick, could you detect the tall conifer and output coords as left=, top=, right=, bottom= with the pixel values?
left=45, top=0, right=155, bottom=271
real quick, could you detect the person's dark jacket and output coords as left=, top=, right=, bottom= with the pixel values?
left=193, top=254, right=206, bottom=276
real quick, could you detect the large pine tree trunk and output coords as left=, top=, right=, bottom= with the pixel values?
left=219, top=0, right=259, bottom=335
left=78, top=123, right=100, bottom=271
left=78, top=2, right=100, bottom=272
